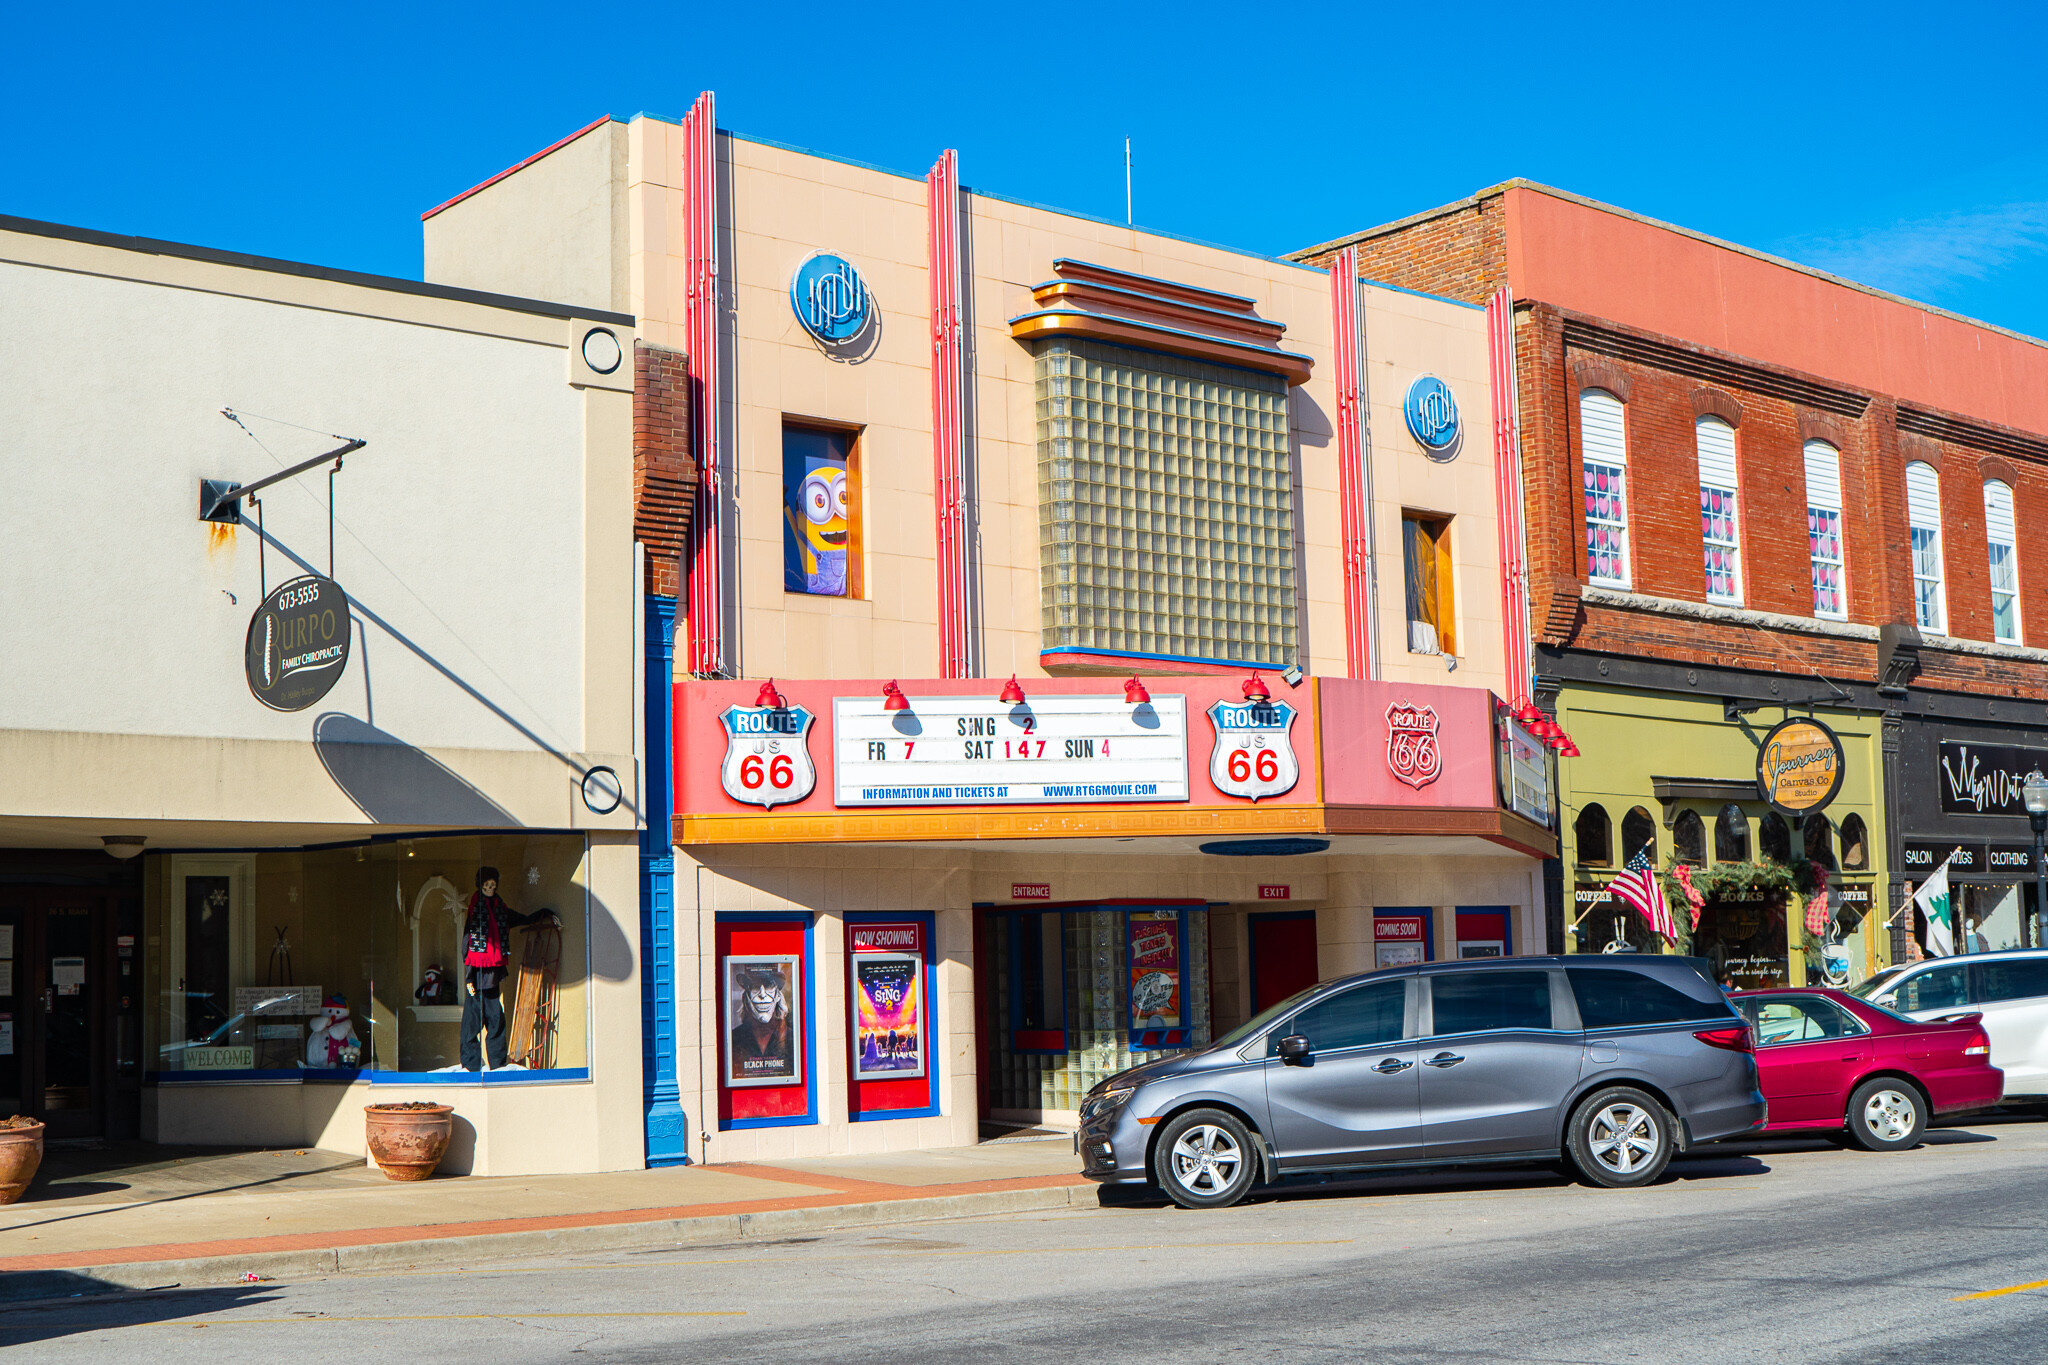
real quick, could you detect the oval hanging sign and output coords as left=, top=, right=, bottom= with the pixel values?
left=246, top=575, right=351, bottom=712
left=1755, top=717, right=1845, bottom=813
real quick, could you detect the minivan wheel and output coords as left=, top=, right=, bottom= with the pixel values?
left=1846, top=1079, right=1925, bottom=1152
left=1152, top=1109, right=1259, bottom=1210
left=1566, top=1087, right=1675, bottom=1188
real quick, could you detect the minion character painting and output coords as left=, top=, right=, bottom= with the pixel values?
left=783, top=427, right=853, bottom=595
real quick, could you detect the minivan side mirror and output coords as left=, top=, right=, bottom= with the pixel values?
left=1277, top=1034, right=1311, bottom=1064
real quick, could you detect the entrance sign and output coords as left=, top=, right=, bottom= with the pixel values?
left=246, top=575, right=351, bottom=712
left=718, top=703, right=818, bottom=810
left=1385, top=701, right=1443, bottom=790
left=833, top=694, right=1188, bottom=806
left=790, top=251, right=872, bottom=343
left=1755, top=717, right=1845, bottom=813
left=1207, top=698, right=1300, bottom=801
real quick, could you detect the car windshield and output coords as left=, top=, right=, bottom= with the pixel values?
left=1846, top=967, right=1906, bottom=1000
left=1213, top=984, right=1326, bottom=1051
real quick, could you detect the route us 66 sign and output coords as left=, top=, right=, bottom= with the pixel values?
left=1206, top=699, right=1300, bottom=802
left=718, top=703, right=818, bottom=810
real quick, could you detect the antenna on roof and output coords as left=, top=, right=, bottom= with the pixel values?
left=1124, top=137, right=1133, bottom=226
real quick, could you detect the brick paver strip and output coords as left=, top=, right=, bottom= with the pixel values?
left=0, top=1170, right=1089, bottom=1273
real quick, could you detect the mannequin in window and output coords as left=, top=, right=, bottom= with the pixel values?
left=461, top=865, right=559, bottom=1071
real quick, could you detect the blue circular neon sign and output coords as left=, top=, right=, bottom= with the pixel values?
left=790, top=251, right=872, bottom=344
left=1403, top=375, right=1460, bottom=455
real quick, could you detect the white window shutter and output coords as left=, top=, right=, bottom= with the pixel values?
left=1905, top=461, right=1942, bottom=528
left=1696, top=418, right=1738, bottom=486
left=1803, top=441, right=1842, bottom=509
left=1985, top=480, right=2017, bottom=546
left=1581, top=389, right=1626, bottom=466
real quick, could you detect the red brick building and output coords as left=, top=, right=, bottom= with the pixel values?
left=1298, top=183, right=2048, bottom=979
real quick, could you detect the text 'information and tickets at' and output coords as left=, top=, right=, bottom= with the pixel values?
left=833, top=694, right=1190, bottom=806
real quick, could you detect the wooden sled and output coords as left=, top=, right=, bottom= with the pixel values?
left=507, top=921, right=562, bottom=1070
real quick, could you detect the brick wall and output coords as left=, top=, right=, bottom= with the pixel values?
left=1296, top=195, right=1505, bottom=305
left=634, top=342, right=695, bottom=599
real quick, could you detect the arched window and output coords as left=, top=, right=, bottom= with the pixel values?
left=1575, top=803, right=1613, bottom=867
left=1760, top=811, right=1791, bottom=864
left=1673, top=809, right=1705, bottom=865
left=1697, top=417, right=1742, bottom=604
left=1581, top=389, right=1630, bottom=587
left=1804, top=813, right=1837, bottom=870
left=1839, top=813, right=1869, bottom=870
left=1804, top=441, right=1847, bottom=619
left=1715, top=804, right=1751, bottom=862
left=1621, top=807, right=1657, bottom=868
left=1985, top=480, right=2021, bottom=644
left=1906, top=461, right=1946, bottom=635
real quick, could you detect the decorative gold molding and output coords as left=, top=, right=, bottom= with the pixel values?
left=1007, top=259, right=1313, bottom=385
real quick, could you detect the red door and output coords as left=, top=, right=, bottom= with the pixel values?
left=1250, top=913, right=1318, bottom=1014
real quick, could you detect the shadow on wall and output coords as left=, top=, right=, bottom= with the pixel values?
left=312, top=713, right=516, bottom=826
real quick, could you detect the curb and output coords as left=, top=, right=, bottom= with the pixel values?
left=0, top=1183, right=1100, bottom=1303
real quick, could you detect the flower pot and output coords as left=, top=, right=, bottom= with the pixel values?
left=0, top=1120, right=45, bottom=1205
left=363, top=1103, right=454, bottom=1181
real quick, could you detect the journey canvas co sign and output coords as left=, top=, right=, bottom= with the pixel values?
left=1755, top=717, right=1845, bottom=814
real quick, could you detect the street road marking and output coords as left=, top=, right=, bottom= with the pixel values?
left=192, top=1311, right=747, bottom=1324
left=1955, top=1277, right=2048, bottom=1301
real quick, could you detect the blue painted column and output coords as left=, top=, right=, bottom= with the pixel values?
left=640, top=595, right=690, bottom=1164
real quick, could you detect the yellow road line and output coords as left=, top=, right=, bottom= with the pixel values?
left=188, top=1311, right=746, bottom=1324
left=1955, top=1277, right=2048, bottom=1301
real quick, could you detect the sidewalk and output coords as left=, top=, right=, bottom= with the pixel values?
left=0, top=1131, right=1093, bottom=1299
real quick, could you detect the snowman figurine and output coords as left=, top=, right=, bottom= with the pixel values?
left=306, top=994, right=363, bottom=1067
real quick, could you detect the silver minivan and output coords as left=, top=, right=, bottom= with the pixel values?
left=1078, top=955, right=1765, bottom=1209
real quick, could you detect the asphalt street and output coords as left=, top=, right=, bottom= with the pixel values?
left=6, top=1116, right=2048, bottom=1363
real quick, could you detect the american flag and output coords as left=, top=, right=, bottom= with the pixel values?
left=1610, top=849, right=1675, bottom=941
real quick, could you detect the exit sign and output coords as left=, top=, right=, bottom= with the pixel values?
left=1011, top=883, right=1052, bottom=901
left=1258, top=885, right=1291, bottom=900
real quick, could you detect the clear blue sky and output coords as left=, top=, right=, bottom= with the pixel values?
left=9, top=2, right=2047, bottom=335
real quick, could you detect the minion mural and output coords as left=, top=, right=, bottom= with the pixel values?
left=783, top=426, right=853, bottom=595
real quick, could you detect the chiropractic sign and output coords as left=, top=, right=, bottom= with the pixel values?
left=245, top=575, right=351, bottom=712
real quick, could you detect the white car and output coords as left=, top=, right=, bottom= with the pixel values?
left=1851, top=950, right=2048, bottom=1104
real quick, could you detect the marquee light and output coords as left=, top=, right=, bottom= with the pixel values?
left=1241, top=673, right=1271, bottom=702
left=881, top=680, right=910, bottom=711
left=754, top=678, right=786, bottom=710
left=999, top=675, right=1027, bottom=705
left=1123, top=676, right=1152, bottom=705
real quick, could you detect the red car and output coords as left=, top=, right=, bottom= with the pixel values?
left=1730, top=988, right=2002, bottom=1151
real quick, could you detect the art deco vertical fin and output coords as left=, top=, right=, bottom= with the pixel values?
left=1487, top=286, right=1532, bottom=705
left=927, top=150, right=971, bottom=678
left=682, top=91, right=726, bottom=677
left=1331, top=248, right=1375, bottom=679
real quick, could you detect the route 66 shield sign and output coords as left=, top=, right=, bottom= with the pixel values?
left=718, top=704, right=818, bottom=810
left=1385, top=701, right=1442, bottom=790
left=1207, top=699, right=1299, bottom=802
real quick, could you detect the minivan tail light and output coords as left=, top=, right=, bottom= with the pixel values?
left=1695, top=1026, right=1754, bottom=1053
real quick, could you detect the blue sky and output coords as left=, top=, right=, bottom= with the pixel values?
left=8, top=2, right=2048, bottom=335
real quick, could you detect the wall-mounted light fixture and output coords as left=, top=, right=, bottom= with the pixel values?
left=1000, top=675, right=1027, bottom=705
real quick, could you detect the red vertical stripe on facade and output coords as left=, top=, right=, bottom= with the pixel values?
left=927, top=151, right=970, bottom=678
left=1331, top=249, right=1373, bottom=679
left=683, top=92, right=725, bottom=677
left=1486, top=287, right=1532, bottom=705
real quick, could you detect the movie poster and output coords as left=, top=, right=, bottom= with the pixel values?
left=724, top=954, right=802, bottom=1088
left=852, top=953, right=925, bottom=1081
left=783, top=428, right=852, bottom=596
left=1128, top=911, right=1182, bottom=1032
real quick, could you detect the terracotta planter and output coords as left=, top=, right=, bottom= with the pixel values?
left=363, top=1103, right=454, bottom=1181
left=0, top=1121, right=45, bottom=1205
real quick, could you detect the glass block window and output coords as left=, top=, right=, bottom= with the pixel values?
left=1035, top=340, right=1295, bottom=666
left=1804, top=441, right=1847, bottom=619
left=1905, top=460, right=1946, bottom=635
left=1579, top=389, right=1630, bottom=587
left=1985, top=479, right=2021, bottom=644
left=1695, top=417, right=1743, bottom=604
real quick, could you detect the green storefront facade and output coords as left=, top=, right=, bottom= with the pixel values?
left=1554, top=683, right=1891, bottom=989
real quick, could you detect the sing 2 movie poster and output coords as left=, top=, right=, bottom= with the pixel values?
left=852, top=954, right=925, bottom=1081
left=724, top=954, right=801, bottom=1088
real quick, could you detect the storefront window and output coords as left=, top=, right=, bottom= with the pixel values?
left=1963, top=884, right=2024, bottom=954
left=1620, top=807, right=1656, bottom=865
left=146, top=833, right=591, bottom=1078
left=1694, top=895, right=1790, bottom=990
left=1804, top=815, right=1836, bottom=870
left=1760, top=812, right=1791, bottom=864
left=1715, top=804, right=1750, bottom=862
left=1839, top=814, right=1868, bottom=870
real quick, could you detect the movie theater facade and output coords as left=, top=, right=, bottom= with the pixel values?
left=421, top=98, right=1555, bottom=1160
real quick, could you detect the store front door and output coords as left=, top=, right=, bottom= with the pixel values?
left=0, top=893, right=110, bottom=1140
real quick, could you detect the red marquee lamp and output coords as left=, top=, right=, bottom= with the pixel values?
left=754, top=678, right=785, bottom=710
left=1241, top=672, right=1270, bottom=702
left=1123, top=676, right=1151, bottom=705
left=999, top=675, right=1027, bottom=705
left=881, top=680, right=910, bottom=711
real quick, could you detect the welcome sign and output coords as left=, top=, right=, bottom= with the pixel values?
left=1756, top=717, right=1845, bottom=814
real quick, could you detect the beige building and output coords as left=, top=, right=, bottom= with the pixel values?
left=0, top=214, right=645, bottom=1175
left=426, top=104, right=1552, bottom=1165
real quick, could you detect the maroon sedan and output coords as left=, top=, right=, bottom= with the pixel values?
left=1730, top=988, right=2002, bottom=1151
